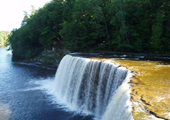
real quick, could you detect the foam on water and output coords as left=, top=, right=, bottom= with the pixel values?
left=34, top=55, right=133, bottom=120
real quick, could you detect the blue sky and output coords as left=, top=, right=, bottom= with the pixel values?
left=0, top=0, right=51, bottom=31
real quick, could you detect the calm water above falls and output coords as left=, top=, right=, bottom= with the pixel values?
left=0, top=47, right=92, bottom=120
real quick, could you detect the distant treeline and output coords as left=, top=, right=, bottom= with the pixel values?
left=0, top=31, right=10, bottom=46
left=8, top=0, right=170, bottom=59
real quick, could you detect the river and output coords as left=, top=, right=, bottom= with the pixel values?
left=0, top=47, right=92, bottom=120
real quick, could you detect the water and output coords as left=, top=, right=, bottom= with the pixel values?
left=51, top=55, right=133, bottom=120
left=0, top=47, right=92, bottom=120
left=0, top=47, right=133, bottom=120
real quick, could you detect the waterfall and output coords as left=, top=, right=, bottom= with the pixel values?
left=54, top=55, right=133, bottom=120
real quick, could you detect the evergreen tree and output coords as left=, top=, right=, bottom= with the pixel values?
left=7, top=0, right=170, bottom=58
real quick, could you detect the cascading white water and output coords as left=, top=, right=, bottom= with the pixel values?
left=54, top=55, right=133, bottom=120
left=102, top=71, right=133, bottom=120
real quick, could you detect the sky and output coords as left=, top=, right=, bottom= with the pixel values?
left=0, top=0, right=51, bottom=31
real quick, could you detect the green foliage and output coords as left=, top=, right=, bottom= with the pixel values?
left=40, top=55, right=55, bottom=61
left=8, top=0, right=170, bottom=59
left=0, top=31, right=10, bottom=46
left=8, top=0, right=64, bottom=59
left=150, top=11, right=163, bottom=52
left=40, top=54, right=62, bottom=63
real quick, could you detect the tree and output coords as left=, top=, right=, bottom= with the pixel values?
left=8, top=0, right=170, bottom=58
left=0, top=31, right=10, bottom=46
left=150, top=11, right=163, bottom=52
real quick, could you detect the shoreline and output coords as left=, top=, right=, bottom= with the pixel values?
left=15, top=51, right=170, bottom=69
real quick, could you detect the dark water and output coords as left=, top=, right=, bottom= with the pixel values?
left=0, top=48, right=92, bottom=120
left=71, top=52, right=170, bottom=61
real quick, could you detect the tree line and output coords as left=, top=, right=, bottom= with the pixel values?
left=8, top=0, right=170, bottom=59
left=0, top=31, right=10, bottom=46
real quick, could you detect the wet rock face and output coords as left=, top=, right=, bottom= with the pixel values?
left=32, top=48, right=70, bottom=68
left=112, top=59, right=170, bottom=120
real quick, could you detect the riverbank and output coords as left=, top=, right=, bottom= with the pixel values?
left=34, top=51, right=170, bottom=69
left=10, top=47, right=70, bottom=69
left=0, top=47, right=90, bottom=120
left=10, top=50, right=170, bottom=119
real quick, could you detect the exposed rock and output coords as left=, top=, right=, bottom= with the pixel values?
left=31, top=48, right=70, bottom=68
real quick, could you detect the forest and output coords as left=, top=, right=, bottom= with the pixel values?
left=8, top=0, right=170, bottom=59
left=0, top=31, right=10, bottom=46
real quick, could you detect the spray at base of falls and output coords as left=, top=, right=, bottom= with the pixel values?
left=46, top=55, right=133, bottom=120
